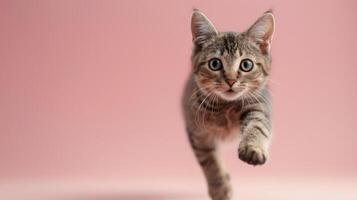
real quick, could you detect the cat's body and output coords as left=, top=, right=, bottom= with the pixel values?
left=183, top=75, right=271, bottom=140
left=182, top=10, right=275, bottom=200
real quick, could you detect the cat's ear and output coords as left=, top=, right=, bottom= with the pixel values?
left=191, top=9, right=218, bottom=46
left=246, top=11, right=275, bottom=54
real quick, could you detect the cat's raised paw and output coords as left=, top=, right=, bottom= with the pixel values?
left=238, top=144, right=267, bottom=166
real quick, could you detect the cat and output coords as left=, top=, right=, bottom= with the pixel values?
left=182, top=9, right=275, bottom=200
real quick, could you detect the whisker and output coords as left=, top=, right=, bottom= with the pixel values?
left=266, top=78, right=281, bottom=87
left=252, top=91, right=272, bottom=107
left=189, top=83, right=220, bottom=102
left=195, top=90, right=214, bottom=128
left=189, top=85, right=211, bottom=102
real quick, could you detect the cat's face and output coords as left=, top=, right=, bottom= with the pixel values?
left=191, top=10, right=275, bottom=101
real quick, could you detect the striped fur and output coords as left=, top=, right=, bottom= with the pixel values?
left=182, top=10, right=275, bottom=200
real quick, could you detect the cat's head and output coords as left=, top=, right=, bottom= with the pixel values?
left=191, top=9, right=275, bottom=101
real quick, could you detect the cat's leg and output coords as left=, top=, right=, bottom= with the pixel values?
left=238, top=107, right=271, bottom=165
left=187, top=130, right=232, bottom=200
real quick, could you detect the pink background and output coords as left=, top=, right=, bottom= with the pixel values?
left=1, top=0, right=357, bottom=199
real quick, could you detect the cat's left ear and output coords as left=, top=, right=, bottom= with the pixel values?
left=247, top=11, right=275, bottom=54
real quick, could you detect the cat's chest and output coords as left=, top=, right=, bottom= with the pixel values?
left=197, top=107, right=241, bottom=139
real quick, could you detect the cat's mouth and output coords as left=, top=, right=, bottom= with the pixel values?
left=227, top=88, right=235, bottom=93
left=218, top=87, right=245, bottom=101
left=224, top=89, right=239, bottom=97
left=225, top=86, right=244, bottom=94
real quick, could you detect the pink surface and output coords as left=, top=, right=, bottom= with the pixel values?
left=1, top=178, right=357, bottom=200
left=1, top=0, right=357, bottom=197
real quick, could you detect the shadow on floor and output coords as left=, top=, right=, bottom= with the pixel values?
left=60, top=192, right=204, bottom=200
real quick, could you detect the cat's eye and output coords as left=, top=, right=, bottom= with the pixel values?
left=208, top=58, right=223, bottom=71
left=239, top=59, right=254, bottom=72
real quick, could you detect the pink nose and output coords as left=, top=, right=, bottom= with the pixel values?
left=226, top=79, right=236, bottom=87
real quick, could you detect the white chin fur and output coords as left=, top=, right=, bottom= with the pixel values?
left=217, top=91, right=244, bottom=101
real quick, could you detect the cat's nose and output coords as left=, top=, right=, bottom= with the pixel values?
left=226, top=79, right=236, bottom=87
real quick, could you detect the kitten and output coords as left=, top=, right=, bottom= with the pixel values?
left=182, top=9, right=275, bottom=200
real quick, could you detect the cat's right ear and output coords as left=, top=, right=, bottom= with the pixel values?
left=191, top=9, right=218, bottom=46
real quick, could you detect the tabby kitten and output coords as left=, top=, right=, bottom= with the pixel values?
left=182, top=10, right=275, bottom=200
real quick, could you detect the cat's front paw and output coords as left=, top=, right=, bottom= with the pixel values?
left=238, top=143, right=267, bottom=166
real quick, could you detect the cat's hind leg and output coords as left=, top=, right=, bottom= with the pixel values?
left=188, top=130, right=232, bottom=200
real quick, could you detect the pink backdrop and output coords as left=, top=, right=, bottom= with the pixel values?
left=1, top=0, right=357, bottom=197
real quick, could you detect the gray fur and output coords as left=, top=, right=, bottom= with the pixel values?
left=182, top=10, right=275, bottom=200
